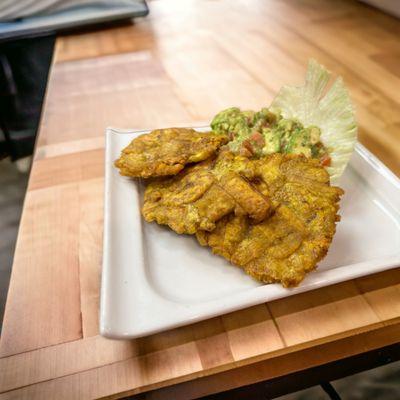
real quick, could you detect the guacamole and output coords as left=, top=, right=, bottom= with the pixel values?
left=211, top=107, right=330, bottom=165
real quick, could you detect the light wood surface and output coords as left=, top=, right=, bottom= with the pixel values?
left=1, top=0, right=400, bottom=399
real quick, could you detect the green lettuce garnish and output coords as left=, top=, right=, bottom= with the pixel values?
left=270, top=59, right=357, bottom=183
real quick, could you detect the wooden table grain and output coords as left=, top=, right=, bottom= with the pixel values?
left=1, top=1, right=400, bottom=399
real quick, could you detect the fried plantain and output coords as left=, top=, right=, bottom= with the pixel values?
left=196, top=154, right=344, bottom=287
left=141, top=151, right=271, bottom=234
left=115, top=128, right=228, bottom=178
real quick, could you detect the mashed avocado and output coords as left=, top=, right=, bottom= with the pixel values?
left=211, top=107, right=330, bottom=164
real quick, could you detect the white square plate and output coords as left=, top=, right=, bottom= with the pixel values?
left=100, top=127, right=400, bottom=339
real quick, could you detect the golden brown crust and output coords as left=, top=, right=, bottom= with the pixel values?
left=141, top=151, right=271, bottom=235
left=196, top=153, right=344, bottom=287
left=114, top=128, right=228, bottom=178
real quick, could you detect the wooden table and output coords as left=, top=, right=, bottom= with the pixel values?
left=1, top=1, right=400, bottom=399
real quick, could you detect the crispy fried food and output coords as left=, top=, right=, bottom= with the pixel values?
left=196, top=154, right=344, bottom=287
left=141, top=151, right=271, bottom=234
left=114, top=128, right=228, bottom=178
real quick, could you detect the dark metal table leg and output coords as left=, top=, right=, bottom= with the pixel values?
left=321, top=382, right=341, bottom=400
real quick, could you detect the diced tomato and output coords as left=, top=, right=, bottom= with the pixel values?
left=239, top=147, right=253, bottom=158
left=250, top=131, right=265, bottom=146
left=241, top=139, right=254, bottom=157
left=320, top=154, right=331, bottom=167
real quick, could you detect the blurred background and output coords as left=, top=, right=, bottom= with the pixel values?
left=0, top=0, right=148, bottom=328
left=0, top=1, right=399, bottom=399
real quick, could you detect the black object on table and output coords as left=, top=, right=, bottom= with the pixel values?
left=0, top=1, right=149, bottom=161
left=0, top=1, right=149, bottom=41
left=0, top=34, right=55, bottom=160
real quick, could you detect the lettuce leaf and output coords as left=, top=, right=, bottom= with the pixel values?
left=270, top=59, right=357, bottom=183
